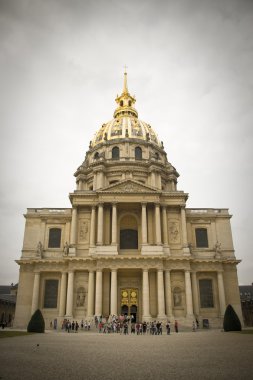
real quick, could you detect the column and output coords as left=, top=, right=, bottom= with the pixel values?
left=162, top=206, right=169, bottom=245
left=141, top=203, right=147, bottom=244
left=151, top=171, right=156, bottom=187
left=191, top=271, right=200, bottom=316
left=165, top=270, right=173, bottom=318
left=110, top=269, right=117, bottom=315
left=157, top=269, right=166, bottom=318
left=95, top=270, right=103, bottom=316
left=87, top=271, right=95, bottom=317
left=180, top=206, right=188, bottom=248
left=66, top=271, right=74, bottom=316
left=59, top=272, right=67, bottom=316
left=217, top=271, right=226, bottom=316
left=89, top=206, right=96, bottom=246
left=93, top=172, right=97, bottom=190
left=185, top=270, right=194, bottom=317
left=155, top=204, right=162, bottom=244
left=111, top=203, right=117, bottom=245
left=31, top=272, right=40, bottom=315
left=142, top=269, right=151, bottom=318
left=97, top=203, right=104, bottom=245
left=70, top=207, right=77, bottom=245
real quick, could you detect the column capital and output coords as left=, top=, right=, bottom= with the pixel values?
left=98, top=202, right=104, bottom=207
left=141, top=202, right=147, bottom=207
left=111, top=268, right=117, bottom=273
left=154, top=202, right=161, bottom=207
left=143, top=268, right=149, bottom=273
left=91, top=205, right=96, bottom=210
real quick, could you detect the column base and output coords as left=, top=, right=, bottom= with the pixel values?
left=183, top=247, right=190, bottom=256
left=163, top=245, right=171, bottom=255
left=68, top=247, right=76, bottom=256
left=142, top=315, right=152, bottom=322
left=95, top=245, right=118, bottom=255
left=141, top=245, right=163, bottom=255
left=157, top=314, right=167, bottom=320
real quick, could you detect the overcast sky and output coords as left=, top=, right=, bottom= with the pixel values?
left=0, top=0, right=252, bottom=285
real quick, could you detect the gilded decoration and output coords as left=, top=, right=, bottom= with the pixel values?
left=121, top=289, right=138, bottom=306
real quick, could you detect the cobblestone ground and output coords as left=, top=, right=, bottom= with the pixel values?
left=1, top=329, right=253, bottom=380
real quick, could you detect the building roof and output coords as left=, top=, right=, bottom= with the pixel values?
left=0, top=294, right=16, bottom=304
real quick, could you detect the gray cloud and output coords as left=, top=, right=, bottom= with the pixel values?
left=0, top=0, right=253, bottom=284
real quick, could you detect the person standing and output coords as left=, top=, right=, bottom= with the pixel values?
left=166, top=321, right=171, bottom=335
left=174, top=320, right=179, bottom=333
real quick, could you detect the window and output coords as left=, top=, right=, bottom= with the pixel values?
left=199, top=279, right=214, bottom=308
left=128, top=101, right=132, bottom=106
left=48, top=228, right=61, bottom=248
left=44, top=279, right=58, bottom=308
left=120, top=100, right=123, bottom=106
left=120, top=229, right=138, bottom=249
left=195, top=228, right=208, bottom=248
left=112, top=146, right=120, bottom=160
left=94, top=152, right=99, bottom=160
left=155, top=152, right=159, bottom=160
left=135, top=147, right=142, bottom=160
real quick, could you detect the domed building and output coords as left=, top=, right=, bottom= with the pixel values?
left=14, top=73, right=242, bottom=328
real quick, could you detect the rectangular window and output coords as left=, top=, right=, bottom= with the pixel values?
left=195, top=228, right=208, bottom=248
left=199, top=279, right=214, bottom=308
left=44, top=279, right=58, bottom=308
left=48, top=228, right=61, bottom=248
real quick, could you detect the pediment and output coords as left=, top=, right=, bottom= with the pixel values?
left=99, top=179, right=159, bottom=193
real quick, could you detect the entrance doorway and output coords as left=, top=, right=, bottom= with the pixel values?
left=120, top=288, right=138, bottom=322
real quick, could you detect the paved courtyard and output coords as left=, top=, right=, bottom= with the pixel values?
left=1, top=329, right=253, bottom=380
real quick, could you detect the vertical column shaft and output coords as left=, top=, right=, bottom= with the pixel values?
left=181, top=206, right=188, bottom=247
left=142, top=269, right=151, bottom=318
left=66, top=271, right=74, bottom=316
left=110, top=269, right=118, bottom=315
left=70, top=208, right=77, bottom=245
left=111, top=203, right=117, bottom=245
left=191, top=271, right=200, bottom=316
left=157, top=269, right=166, bottom=317
left=141, top=203, right=147, bottom=244
left=155, top=204, right=162, bottom=244
left=162, top=206, right=169, bottom=245
left=31, top=272, right=40, bottom=315
left=165, top=270, right=173, bottom=318
left=87, top=271, right=95, bottom=317
left=90, top=206, right=96, bottom=246
left=95, top=270, right=103, bottom=316
left=185, top=270, right=194, bottom=316
left=97, top=204, right=104, bottom=245
left=217, top=271, right=226, bottom=316
left=59, top=272, right=67, bottom=316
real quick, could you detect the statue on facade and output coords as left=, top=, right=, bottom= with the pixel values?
left=214, top=241, right=222, bottom=257
left=188, top=242, right=193, bottom=254
left=36, top=241, right=43, bottom=258
left=63, top=242, right=69, bottom=256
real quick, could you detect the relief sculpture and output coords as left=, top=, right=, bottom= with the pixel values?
left=79, top=220, right=89, bottom=243
left=168, top=221, right=180, bottom=243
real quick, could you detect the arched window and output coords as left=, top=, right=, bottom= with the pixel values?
left=112, top=146, right=120, bottom=160
left=48, top=228, right=61, bottom=248
left=94, top=152, right=99, bottom=160
left=135, top=147, right=142, bottom=160
left=128, top=101, right=132, bottom=106
left=120, top=100, right=123, bottom=106
left=195, top=228, right=208, bottom=248
left=155, top=152, right=159, bottom=160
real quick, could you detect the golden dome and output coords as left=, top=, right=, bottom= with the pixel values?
left=91, top=72, right=161, bottom=148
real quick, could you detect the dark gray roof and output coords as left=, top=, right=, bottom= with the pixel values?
left=0, top=286, right=12, bottom=295
left=0, top=294, right=16, bottom=304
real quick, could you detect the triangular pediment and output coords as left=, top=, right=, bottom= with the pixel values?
left=98, top=179, right=160, bottom=193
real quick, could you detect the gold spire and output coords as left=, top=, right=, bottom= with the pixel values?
left=123, top=65, right=128, bottom=94
left=114, top=69, right=138, bottom=119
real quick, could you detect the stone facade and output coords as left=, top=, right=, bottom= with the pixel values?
left=14, top=73, right=243, bottom=329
